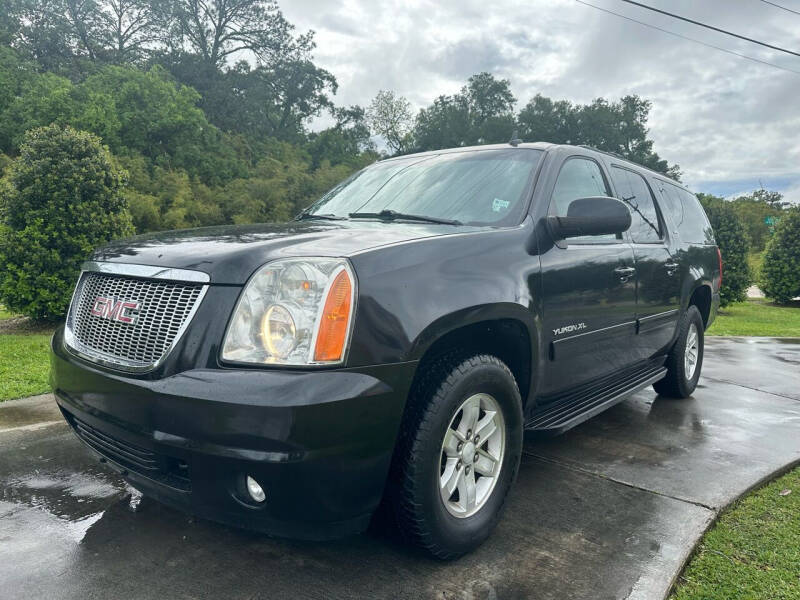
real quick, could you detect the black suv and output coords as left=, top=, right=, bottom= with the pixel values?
left=51, top=143, right=721, bottom=558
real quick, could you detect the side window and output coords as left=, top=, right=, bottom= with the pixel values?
left=655, top=181, right=684, bottom=231
left=679, top=189, right=715, bottom=244
left=610, top=166, right=662, bottom=243
left=658, top=181, right=714, bottom=244
left=551, top=157, right=615, bottom=241
left=551, top=157, right=609, bottom=215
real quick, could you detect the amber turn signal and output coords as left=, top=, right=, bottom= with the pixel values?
left=314, top=269, right=353, bottom=362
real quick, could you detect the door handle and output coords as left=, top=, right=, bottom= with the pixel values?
left=614, top=266, right=636, bottom=281
left=665, top=262, right=680, bottom=275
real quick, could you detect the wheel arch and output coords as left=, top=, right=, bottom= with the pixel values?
left=407, top=304, right=539, bottom=410
left=688, top=283, right=713, bottom=328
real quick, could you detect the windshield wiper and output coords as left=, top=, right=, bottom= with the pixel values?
left=295, top=212, right=348, bottom=221
left=349, top=209, right=461, bottom=225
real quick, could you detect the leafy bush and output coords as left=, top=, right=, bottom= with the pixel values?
left=761, top=208, right=800, bottom=304
left=0, top=125, right=133, bottom=320
left=698, top=194, right=751, bottom=306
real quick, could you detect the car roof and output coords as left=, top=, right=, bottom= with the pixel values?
left=380, top=142, right=694, bottom=194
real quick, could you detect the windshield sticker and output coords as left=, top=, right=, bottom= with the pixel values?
left=492, top=198, right=510, bottom=212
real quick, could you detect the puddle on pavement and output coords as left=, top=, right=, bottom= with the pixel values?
left=1, top=457, right=130, bottom=545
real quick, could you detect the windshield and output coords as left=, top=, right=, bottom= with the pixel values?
left=306, top=148, right=543, bottom=226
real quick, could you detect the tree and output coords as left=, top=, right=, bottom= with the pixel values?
left=761, top=207, right=800, bottom=304
left=412, top=72, right=517, bottom=151
left=367, top=90, right=413, bottom=154
left=96, top=0, right=163, bottom=64
left=7, top=0, right=165, bottom=72
left=697, top=194, right=751, bottom=306
left=752, top=188, right=790, bottom=210
left=8, top=0, right=84, bottom=75
left=168, top=0, right=303, bottom=68
left=0, top=125, right=133, bottom=320
left=0, top=0, right=24, bottom=46
left=78, top=65, right=247, bottom=183
left=729, top=189, right=785, bottom=252
left=307, top=105, right=375, bottom=168
left=0, top=70, right=79, bottom=153
left=161, top=38, right=337, bottom=143
left=517, top=93, right=679, bottom=179
left=517, top=94, right=577, bottom=144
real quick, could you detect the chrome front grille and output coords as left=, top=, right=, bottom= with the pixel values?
left=65, top=264, right=208, bottom=371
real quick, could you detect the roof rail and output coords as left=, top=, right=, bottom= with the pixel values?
left=576, top=144, right=685, bottom=187
left=577, top=145, right=627, bottom=160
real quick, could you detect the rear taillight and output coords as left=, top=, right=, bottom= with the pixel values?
left=716, top=247, right=723, bottom=290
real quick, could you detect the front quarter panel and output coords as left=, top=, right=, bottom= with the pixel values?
left=347, top=220, right=541, bottom=372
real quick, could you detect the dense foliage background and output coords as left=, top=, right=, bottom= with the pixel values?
left=0, top=0, right=684, bottom=237
left=697, top=194, right=751, bottom=307
left=0, top=125, right=133, bottom=319
left=0, top=0, right=795, bottom=318
left=761, top=208, right=800, bottom=304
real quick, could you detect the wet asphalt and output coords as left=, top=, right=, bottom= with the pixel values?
left=1, top=337, right=799, bottom=600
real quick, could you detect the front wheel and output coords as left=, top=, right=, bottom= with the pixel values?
left=654, top=305, right=704, bottom=398
left=389, top=353, right=523, bottom=559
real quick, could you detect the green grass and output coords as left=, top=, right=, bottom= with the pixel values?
left=707, top=299, right=800, bottom=337
left=0, top=306, right=54, bottom=401
left=748, top=251, right=764, bottom=281
left=672, top=467, right=800, bottom=600
left=0, top=333, right=53, bottom=401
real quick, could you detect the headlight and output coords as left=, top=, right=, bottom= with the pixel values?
left=222, top=258, right=356, bottom=366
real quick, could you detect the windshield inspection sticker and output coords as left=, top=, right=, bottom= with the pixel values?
left=492, top=198, right=510, bottom=212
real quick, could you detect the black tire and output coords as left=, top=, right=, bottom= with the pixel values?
left=388, top=352, right=523, bottom=559
left=653, top=305, right=704, bottom=398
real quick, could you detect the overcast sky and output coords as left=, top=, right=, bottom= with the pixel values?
left=281, top=0, right=800, bottom=202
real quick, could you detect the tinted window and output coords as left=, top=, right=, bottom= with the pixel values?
left=658, top=181, right=714, bottom=244
left=610, top=166, right=662, bottom=243
left=551, top=157, right=609, bottom=215
left=678, top=188, right=715, bottom=243
left=308, top=149, right=543, bottom=226
left=654, top=181, right=685, bottom=232
left=550, top=157, right=615, bottom=241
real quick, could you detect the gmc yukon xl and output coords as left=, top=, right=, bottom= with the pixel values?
left=51, top=143, right=721, bottom=558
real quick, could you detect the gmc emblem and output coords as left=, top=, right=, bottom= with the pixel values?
left=90, top=297, right=140, bottom=324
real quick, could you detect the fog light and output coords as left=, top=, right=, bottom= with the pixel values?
left=246, top=475, right=266, bottom=503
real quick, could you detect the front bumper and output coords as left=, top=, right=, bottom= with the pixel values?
left=50, top=327, right=416, bottom=540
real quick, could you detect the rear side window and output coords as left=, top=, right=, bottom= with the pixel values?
left=658, top=181, right=715, bottom=244
left=655, top=181, right=685, bottom=231
left=610, top=166, right=662, bottom=243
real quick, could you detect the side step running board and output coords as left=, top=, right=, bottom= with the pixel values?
left=525, top=366, right=667, bottom=436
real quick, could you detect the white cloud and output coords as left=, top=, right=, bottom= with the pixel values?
left=281, top=0, right=800, bottom=197
left=779, top=180, right=800, bottom=205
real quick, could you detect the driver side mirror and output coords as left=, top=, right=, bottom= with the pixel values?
left=547, top=196, right=632, bottom=239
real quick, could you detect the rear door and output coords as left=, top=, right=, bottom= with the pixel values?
left=608, top=166, right=681, bottom=359
left=539, top=154, right=638, bottom=396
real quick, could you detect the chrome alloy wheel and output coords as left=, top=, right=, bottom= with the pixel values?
left=685, top=322, right=699, bottom=380
left=439, top=393, right=506, bottom=518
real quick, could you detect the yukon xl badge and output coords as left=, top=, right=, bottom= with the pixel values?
left=553, top=322, right=587, bottom=336
left=90, top=296, right=140, bottom=324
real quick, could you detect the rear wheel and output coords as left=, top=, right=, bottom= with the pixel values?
left=389, top=353, right=523, bottom=559
left=653, top=305, right=704, bottom=398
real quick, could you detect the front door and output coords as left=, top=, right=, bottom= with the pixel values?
left=538, top=155, right=638, bottom=397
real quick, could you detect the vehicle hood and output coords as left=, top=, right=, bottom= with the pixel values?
left=90, top=220, right=482, bottom=284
